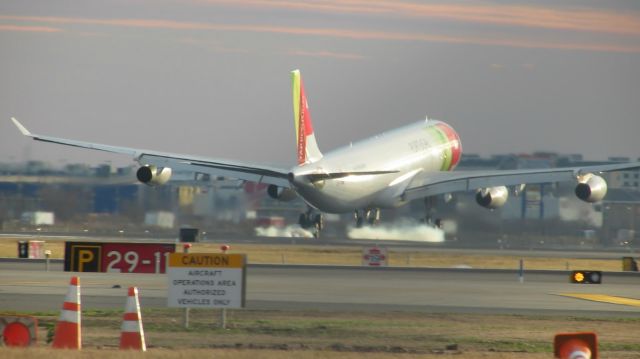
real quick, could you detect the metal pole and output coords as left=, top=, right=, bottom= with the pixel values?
left=183, top=307, right=190, bottom=329
left=44, top=250, right=51, bottom=272
left=219, top=309, right=227, bottom=329
left=519, top=258, right=524, bottom=283
left=219, top=245, right=230, bottom=329
left=183, top=243, right=192, bottom=329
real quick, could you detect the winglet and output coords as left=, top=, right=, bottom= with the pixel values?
left=11, top=117, right=32, bottom=136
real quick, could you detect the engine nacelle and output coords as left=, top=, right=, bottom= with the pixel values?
left=575, top=173, right=607, bottom=203
left=267, top=184, right=297, bottom=202
left=136, top=165, right=172, bottom=186
left=476, top=186, right=509, bottom=209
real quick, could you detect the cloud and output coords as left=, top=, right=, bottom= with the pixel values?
left=521, top=63, right=535, bottom=70
left=1, top=15, right=638, bottom=53
left=178, top=37, right=250, bottom=53
left=201, top=0, right=640, bottom=36
left=288, top=49, right=365, bottom=60
left=0, top=24, right=62, bottom=33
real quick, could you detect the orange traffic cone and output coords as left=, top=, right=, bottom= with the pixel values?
left=52, top=276, right=81, bottom=349
left=120, top=287, right=146, bottom=351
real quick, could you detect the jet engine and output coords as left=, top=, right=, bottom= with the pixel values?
left=575, top=173, right=607, bottom=203
left=267, top=184, right=297, bottom=202
left=136, top=165, right=172, bottom=186
left=476, top=186, right=509, bottom=209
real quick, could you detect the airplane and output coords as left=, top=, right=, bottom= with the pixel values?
left=10, top=69, right=640, bottom=237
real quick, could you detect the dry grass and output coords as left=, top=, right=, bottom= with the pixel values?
left=2, top=309, right=640, bottom=358
left=1, top=237, right=637, bottom=357
left=0, top=237, right=625, bottom=270
left=0, top=348, right=554, bottom=359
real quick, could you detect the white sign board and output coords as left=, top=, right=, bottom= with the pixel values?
left=167, top=253, right=246, bottom=308
left=362, top=246, right=388, bottom=267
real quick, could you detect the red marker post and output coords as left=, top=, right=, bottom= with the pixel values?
left=183, top=243, right=192, bottom=254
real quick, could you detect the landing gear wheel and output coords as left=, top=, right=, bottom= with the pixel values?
left=355, top=210, right=365, bottom=228
left=423, top=197, right=438, bottom=227
left=354, top=209, right=380, bottom=228
left=367, top=208, right=380, bottom=226
left=313, top=214, right=324, bottom=231
left=299, top=210, right=323, bottom=238
left=298, top=213, right=310, bottom=228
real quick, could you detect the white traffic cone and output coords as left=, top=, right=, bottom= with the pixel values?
left=52, top=276, right=81, bottom=349
left=119, top=287, right=146, bottom=351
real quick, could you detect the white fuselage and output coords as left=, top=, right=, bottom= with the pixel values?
left=289, top=120, right=462, bottom=213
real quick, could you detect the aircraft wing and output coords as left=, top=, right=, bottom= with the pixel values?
left=11, top=118, right=291, bottom=187
left=403, top=162, right=640, bottom=201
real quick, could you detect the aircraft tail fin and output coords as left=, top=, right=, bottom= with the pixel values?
left=291, top=69, right=323, bottom=165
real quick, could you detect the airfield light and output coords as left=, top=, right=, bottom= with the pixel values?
left=554, top=332, right=597, bottom=359
left=221, top=245, right=230, bottom=253
left=183, top=244, right=192, bottom=254
left=570, top=271, right=602, bottom=284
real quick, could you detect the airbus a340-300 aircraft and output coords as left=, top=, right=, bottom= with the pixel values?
left=10, top=70, right=640, bottom=237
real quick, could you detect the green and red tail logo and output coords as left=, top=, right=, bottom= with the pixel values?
left=292, top=70, right=323, bottom=165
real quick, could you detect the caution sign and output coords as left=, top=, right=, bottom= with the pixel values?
left=167, top=253, right=246, bottom=309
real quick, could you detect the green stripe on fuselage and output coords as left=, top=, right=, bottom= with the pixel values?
left=427, top=125, right=452, bottom=171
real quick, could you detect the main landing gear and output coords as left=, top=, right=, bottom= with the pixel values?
left=354, top=208, right=380, bottom=228
left=298, top=208, right=323, bottom=238
left=423, top=196, right=443, bottom=229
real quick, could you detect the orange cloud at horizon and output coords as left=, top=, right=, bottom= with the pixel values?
left=202, top=0, right=640, bottom=36
left=0, top=24, right=62, bottom=33
left=288, top=49, right=365, bottom=60
left=1, top=15, right=638, bottom=54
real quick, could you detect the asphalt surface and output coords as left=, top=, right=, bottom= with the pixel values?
left=2, top=260, right=640, bottom=316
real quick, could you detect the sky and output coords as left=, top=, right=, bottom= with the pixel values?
left=0, top=0, right=639, bottom=168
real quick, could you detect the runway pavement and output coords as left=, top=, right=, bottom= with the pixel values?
left=2, top=260, right=640, bottom=316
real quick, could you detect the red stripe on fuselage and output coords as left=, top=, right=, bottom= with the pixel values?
left=436, top=122, right=462, bottom=170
